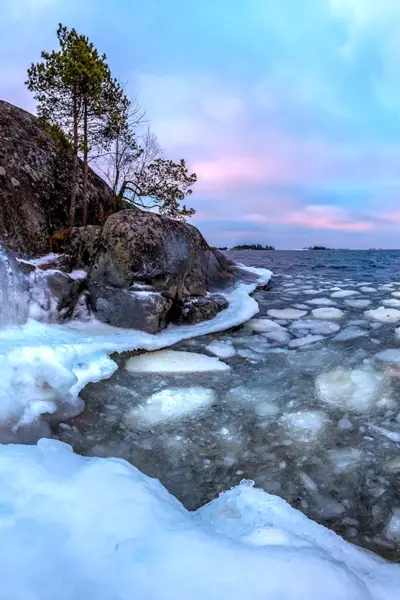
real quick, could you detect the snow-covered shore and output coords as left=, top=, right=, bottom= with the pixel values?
left=0, top=438, right=398, bottom=600
left=0, top=266, right=272, bottom=437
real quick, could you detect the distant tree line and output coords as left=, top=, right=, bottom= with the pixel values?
left=26, top=24, right=196, bottom=226
left=305, top=246, right=330, bottom=250
left=232, top=244, right=275, bottom=251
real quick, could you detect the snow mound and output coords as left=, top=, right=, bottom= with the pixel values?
left=0, top=440, right=398, bottom=600
left=278, top=410, right=330, bottom=442
left=205, top=340, right=236, bottom=358
left=267, top=309, right=308, bottom=319
left=315, top=368, right=390, bottom=413
left=312, top=308, right=344, bottom=320
left=124, top=387, right=215, bottom=426
left=125, top=350, right=230, bottom=373
left=331, top=290, right=359, bottom=298
left=365, top=307, right=400, bottom=323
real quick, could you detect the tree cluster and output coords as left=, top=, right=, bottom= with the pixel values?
left=26, top=24, right=196, bottom=226
left=232, top=244, right=275, bottom=251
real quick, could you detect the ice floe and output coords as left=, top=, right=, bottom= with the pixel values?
left=288, top=335, right=324, bottom=349
left=245, top=318, right=283, bottom=333
left=290, top=320, right=340, bottom=335
left=365, top=307, right=400, bottom=323
left=278, top=410, right=330, bottom=442
left=344, top=299, right=371, bottom=309
left=124, top=387, right=215, bottom=427
left=315, top=368, right=390, bottom=413
left=312, top=308, right=344, bottom=320
left=306, top=298, right=337, bottom=306
left=331, top=290, right=359, bottom=298
left=205, top=340, right=236, bottom=359
left=267, top=309, right=308, bottom=319
left=125, top=350, right=230, bottom=373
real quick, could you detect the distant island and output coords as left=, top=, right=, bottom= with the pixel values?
left=232, top=244, right=275, bottom=251
left=304, top=246, right=330, bottom=251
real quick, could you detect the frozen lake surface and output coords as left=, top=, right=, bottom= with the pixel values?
left=54, top=250, right=400, bottom=560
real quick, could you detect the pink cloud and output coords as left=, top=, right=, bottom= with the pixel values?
left=242, top=205, right=373, bottom=232
left=283, top=205, right=373, bottom=231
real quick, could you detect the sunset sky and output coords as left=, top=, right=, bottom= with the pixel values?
left=2, top=0, right=400, bottom=248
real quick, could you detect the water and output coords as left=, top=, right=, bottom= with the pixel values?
left=52, top=250, right=400, bottom=560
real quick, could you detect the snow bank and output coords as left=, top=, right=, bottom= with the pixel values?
left=0, top=266, right=271, bottom=435
left=0, top=439, right=398, bottom=600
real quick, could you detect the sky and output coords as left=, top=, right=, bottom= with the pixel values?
left=2, top=0, right=400, bottom=248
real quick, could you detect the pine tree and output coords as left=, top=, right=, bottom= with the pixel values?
left=26, top=23, right=127, bottom=226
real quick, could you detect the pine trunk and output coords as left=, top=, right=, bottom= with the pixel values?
left=82, top=99, right=89, bottom=226
left=69, top=93, right=79, bottom=227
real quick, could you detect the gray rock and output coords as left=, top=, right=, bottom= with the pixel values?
left=89, top=284, right=173, bottom=332
left=0, top=100, right=116, bottom=256
left=172, top=295, right=228, bottom=325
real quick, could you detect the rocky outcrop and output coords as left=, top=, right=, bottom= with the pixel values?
left=0, top=100, right=115, bottom=256
left=59, top=210, right=236, bottom=332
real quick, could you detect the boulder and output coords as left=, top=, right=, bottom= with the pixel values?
left=88, top=284, right=173, bottom=332
left=172, top=295, right=228, bottom=325
left=66, top=210, right=236, bottom=298
left=0, top=100, right=115, bottom=256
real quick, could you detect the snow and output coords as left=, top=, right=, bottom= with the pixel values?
left=0, top=440, right=398, bottom=600
left=312, top=308, right=344, bottom=320
left=68, top=269, right=87, bottom=280
left=278, top=410, right=330, bottom=442
left=124, top=387, right=215, bottom=427
left=288, top=334, right=324, bottom=348
left=18, top=252, right=60, bottom=267
left=205, top=340, right=236, bottom=358
left=125, top=350, right=230, bottom=373
left=331, top=290, right=359, bottom=298
left=0, top=266, right=271, bottom=433
left=315, top=368, right=390, bottom=413
left=365, top=307, right=400, bottom=323
left=267, top=308, right=308, bottom=319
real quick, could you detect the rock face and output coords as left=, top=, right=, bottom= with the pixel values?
left=0, top=100, right=115, bottom=256
left=62, top=210, right=236, bottom=332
